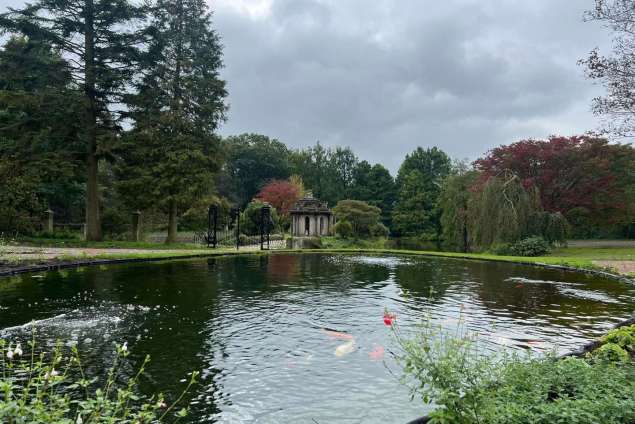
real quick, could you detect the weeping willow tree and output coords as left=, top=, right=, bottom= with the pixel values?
left=440, top=171, right=478, bottom=252
left=467, top=172, right=567, bottom=250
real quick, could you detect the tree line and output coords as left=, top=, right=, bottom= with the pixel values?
left=0, top=0, right=226, bottom=242
left=1, top=0, right=635, bottom=250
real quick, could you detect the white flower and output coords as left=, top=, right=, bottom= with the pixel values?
left=44, top=368, right=59, bottom=380
left=13, top=343, right=22, bottom=357
left=121, top=342, right=128, bottom=353
left=76, top=414, right=83, bottom=424
left=6, top=348, right=13, bottom=360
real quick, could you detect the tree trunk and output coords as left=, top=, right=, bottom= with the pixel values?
left=166, top=200, right=177, bottom=244
left=462, top=222, right=469, bottom=253
left=84, top=0, right=101, bottom=241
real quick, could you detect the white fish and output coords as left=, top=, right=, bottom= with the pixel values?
left=335, top=340, right=356, bottom=357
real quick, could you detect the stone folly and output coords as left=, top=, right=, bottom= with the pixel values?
left=289, top=193, right=334, bottom=237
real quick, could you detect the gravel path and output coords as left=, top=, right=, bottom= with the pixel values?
left=567, top=240, right=635, bottom=248
left=593, top=260, right=635, bottom=275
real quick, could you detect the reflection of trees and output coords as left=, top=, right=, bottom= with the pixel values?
left=468, top=261, right=635, bottom=325
left=105, top=260, right=225, bottom=419
left=349, top=262, right=390, bottom=284
left=393, top=258, right=455, bottom=301
left=266, top=254, right=300, bottom=283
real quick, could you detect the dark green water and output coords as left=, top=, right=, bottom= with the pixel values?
left=1, top=253, right=634, bottom=423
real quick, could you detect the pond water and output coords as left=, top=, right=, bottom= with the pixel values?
left=1, top=253, right=634, bottom=423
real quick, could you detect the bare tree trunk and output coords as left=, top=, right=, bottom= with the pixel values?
left=166, top=200, right=177, bottom=244
left=84, top=0, right=101, bottom=241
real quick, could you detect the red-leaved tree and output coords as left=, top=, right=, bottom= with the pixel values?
left=255, top=179, right=302, bottom=216
left=474, top=135, right=635, bottom=229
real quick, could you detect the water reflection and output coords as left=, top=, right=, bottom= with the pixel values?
left=0, top=254, right=633, bottom=423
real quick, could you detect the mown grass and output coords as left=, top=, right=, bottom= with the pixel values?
left=15, top=237, right=205, bottom=250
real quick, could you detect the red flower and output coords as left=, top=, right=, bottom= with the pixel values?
left=383, top=311, right=396, bottom=326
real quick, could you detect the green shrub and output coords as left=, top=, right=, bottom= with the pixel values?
left=334, top=220, right=354, bottom=238
left=0, top=335, right=197, bottom=423
left=397, top=318, right=635, bottom=424
left=101, top=207, right=129, bottom=236
left=490, top=243, right=513, bottom=255
left=591, top=343, right=631, bottom=363
left=240, top=200, right=280, bottom=236
left=508, top=236, right=550, bottom=256
left=602, top=325, right=635, bottom=352
left=333, top=200, right=385, bottom=238
left=238, top=233, right=250, bottom=245
left=369, top=222, right=389, bottom=238
left=32, top=228, right=80, bottom=240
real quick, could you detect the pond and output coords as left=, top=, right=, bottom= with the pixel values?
left=1, top=253, right=634, bottom=423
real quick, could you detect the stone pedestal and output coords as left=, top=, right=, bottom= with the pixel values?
left=44, top=209, right=54, bottom=232
left=131, top=210, right=142, bottom=242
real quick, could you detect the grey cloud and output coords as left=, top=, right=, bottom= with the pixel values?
left=0, top=0, right=611, bottom=172
left=214, top=0, right=610, bottom=171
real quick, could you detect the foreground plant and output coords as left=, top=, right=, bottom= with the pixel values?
left=396, top=317, right=635, bottom=424
left=0, top=332, right=198, bottom=423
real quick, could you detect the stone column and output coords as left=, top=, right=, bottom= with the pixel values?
left=44, top=209, right=54, bottom=232
left=131, top=210, right=142, bottom=242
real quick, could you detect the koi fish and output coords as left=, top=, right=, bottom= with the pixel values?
left=368, top=345, right=385, bottom=360
left=323, top=329, right=355, bottom=340
left=335, top=340, right=356, bottom=357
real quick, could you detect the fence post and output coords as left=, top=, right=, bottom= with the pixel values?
left=230, top=207, right=240, bottom=250
left=260, top=204, right=271, bottom=250
left=208, top=205, right=218, bottom=248
left=236, top=208, right=240, bottom=250
left=131, top=210, right=142, bottom=242
left=45, top=209, right=54, bottom=233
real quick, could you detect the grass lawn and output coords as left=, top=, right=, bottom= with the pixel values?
left=15, top=236, right=206, bottom=250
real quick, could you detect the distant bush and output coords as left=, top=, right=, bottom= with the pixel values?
left=489, top=242, right=513, bottom=256
left=369, top=222, right=389, bottom=238
left=508, top=236, right=550, bottom=256
left=240, top=200, right=280, bottom=236
left=333, top=200, right=385, bottom=238
left=334, top=220, right=354, bottom=238
left=102, top=207, right=129, bottom=236
left=33, top=229, right=80, bottom=240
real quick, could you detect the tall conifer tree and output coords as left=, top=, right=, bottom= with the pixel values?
left=1, top=0, right=145, bottom=240
left=119, top=0, right=227, bottom=243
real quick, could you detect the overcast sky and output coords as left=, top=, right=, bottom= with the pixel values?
left=1, top=0, right=613, bottom=172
